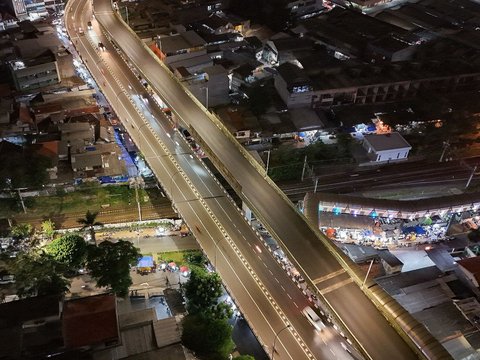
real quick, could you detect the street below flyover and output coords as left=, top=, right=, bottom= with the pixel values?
left=71, top=0, right=445, bottom=358
left=66, top=1, right=360, bottom=359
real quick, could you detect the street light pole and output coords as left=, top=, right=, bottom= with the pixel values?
left=271, top=324, right=291, bottom=359
left=265, top=149, right=271, bottom=176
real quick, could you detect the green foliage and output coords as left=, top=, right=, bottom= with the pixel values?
left=268, top=137, right=354, bottom=181
left=41, top=219, right=56, bottom=240
left=46, top=233, right=87, bottom=270
left=12, top=251, right=70, bottom=298
left=78, top=210, right=103, bottom=244
left=185, top=250, right=206, bottom=266
left=0, top=149, right=51, bottom=189
left=181, top=314, right=235, bottom=360
left=86, top=240, right=141, bottom=297
left=10, top=223, right=33, bottom=240
left=184, top=266, right=231, bottom=318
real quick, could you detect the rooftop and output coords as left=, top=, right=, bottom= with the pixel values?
left=457, top=257, right=480, bottom=283
left=159, top=31, right=206, bottom=55
left=62, top=293, right=118, bottom=349
left=363, top=132, right=411, bottom=151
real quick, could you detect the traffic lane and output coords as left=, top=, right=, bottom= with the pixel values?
left=174, top=152, right=227, bottom=199
left=96, top=15, right=402, bottom=358
left=207, top=197, right=349, bottom=360
left=324, top=283, right=416, bottom=360
left=176, top=199, right=310, bottom=360
left=92, top=32, right=223, bottom=200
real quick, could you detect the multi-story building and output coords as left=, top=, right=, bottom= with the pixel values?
left=7, top=0, right=28, bottom=20
left=9, top=49, right=60, bottom=91
left=24, top=0, right=47, bottom=19
left=275, top=60, right=480, bottom=109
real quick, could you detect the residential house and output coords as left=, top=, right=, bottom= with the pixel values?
left=155, top=31, right=206, bottom=66
left=9, top=49, right=60, bottom=91
left=378, top=250, right=404, bottom=274
left=362, top=132, right=411, bottom=163
left=262, top=35, right=313, bottom=65
left=230, top=63, right=255, bottom=91
left=458, top=257, right=480, bottom=288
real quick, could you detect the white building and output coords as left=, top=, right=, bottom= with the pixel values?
left=362, top=132, right=411, bottom=163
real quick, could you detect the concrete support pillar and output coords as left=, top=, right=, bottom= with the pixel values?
left=242, top=202, right=253, bottom=224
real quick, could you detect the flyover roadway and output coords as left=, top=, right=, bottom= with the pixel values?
left=71, top=0, right=446, bottom=358
left=65, top=1, right=358, bottom=359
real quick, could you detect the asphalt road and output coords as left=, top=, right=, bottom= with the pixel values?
left=67, top=1, right=432, bottom=359
left=66, top=2, right=357, bottom=359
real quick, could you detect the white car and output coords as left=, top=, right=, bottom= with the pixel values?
left=302, top=306, right=325, bottom=332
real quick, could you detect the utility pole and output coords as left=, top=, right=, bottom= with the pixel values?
left=17, top=189, right=27, bottom=214
left=314, top=178, right=319, bottom=193
left=362, top=259, right=375, bottom=288
left=466, top=165, right=478, bottom=189
left=301, top=155, right=308, bottom=181
left=439, top=141, right=450, bottom=162
left=265, top=149, right=271, bottom=176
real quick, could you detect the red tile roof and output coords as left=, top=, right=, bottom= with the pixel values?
left=458, top=257, right=480, bottom=284
left=62, top=294, right=118, bottom=349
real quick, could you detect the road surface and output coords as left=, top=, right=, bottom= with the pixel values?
left=67, top=0, right=449, bottom=358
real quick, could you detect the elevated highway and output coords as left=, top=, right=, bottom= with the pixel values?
left=68, top=0, right=452, bottom=358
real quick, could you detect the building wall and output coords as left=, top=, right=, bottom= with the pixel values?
left=363, top=139, right=410, bottom=162
left=188, top=76, right=229, bottom=108
left=374, top=149, right=409, bottom=162
left=459, top=266, right=480, bottom=288
left=11, top=60, right=60, bottom=91
left=276, top=72, right=480, bottom=109
left=274, top=75, right=313, bottom=108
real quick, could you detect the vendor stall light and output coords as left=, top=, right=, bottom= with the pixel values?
left=332, top=204, right=342, bottom=215
left=351, top=209, right=358, bottom=217
left=369, top=209, right=378, bottom=218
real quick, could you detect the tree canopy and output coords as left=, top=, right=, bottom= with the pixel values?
left=181, top=314, right=235, bottom=360
left=86, top=240, right=141, bottom=297
left=10, top=223, right=33, bottom=240
left=184, top=266, right=231, bottom=319
left=0, top=148, right=51, bottom=189
left=12, top=251, right=70, bottom=298
left=78, top=210, right=103, bottom=245
left=46, top=233, right=87, bottom=270
left=41, top=219, right=56, bottom=240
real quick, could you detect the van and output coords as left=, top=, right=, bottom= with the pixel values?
left=302, top=306, right=325, bottom=331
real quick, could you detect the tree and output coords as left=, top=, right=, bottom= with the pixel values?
left=12, top=251, right=70, bottom=298
left=77, top=210, right=103, bottom=245
left=46, top=233, right=87, bottom=270
left=41, top=219, right=56, bottom=240
left=181, top=314, right=235, bottom=360
left=86, top=240, right=141, bottom=297
left=184, top=266, right=231, bottom=319
left=10, top=223, right=33, bottom=240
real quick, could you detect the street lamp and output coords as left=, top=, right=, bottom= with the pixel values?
left=271, top=324, right=291, bottom=359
